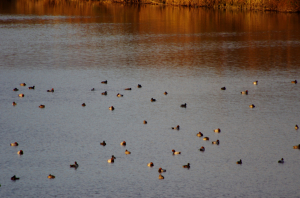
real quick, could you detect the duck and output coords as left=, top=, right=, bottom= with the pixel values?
left=291, top=80, right=297, bottom=84
left=180, top=103, right=187, bottom=108
left=212, top=140, right=220, bottom=145
left=158, top=174, right=164, bottom=179
left=100, top=141, right=106, bottom=146
left=120, top=141, right=126, bottom=146
left=295, top=125, right=299, bottom=130
left=102, top=91, right=107, bottom=95
left=12, top=102, right=17, bottom=106
left=18, top=93, right=24, bottom=97
left=11, top=175, right=20, bottom=180
left=164, top=91, right=168, bottom=95
left=199, top=146, right=205, bottom=152
left=20, top=83, right=26, bottom=86
left=241, top=90, right=248, bottom=95
left=236, top=159, right=242, bottom=164
left=28, top=86, right=35, bottom=89
left=137, top=84, right=142, bottom=88
left=116, top=93, right=123, bottom=97
left=143, top=120, right=147, bottom=124
left=158, top=167, right=166, bottom=172
left=10, top=142, right=19, bottom=146
left=82, top=103, right=86, bottom=107
left=172, top=149, right=181, bottom=155
left=125, top=149, right=131, bottom=154
left=13, top=88, right=19, bottom=91
left=278, top=158, right=284, bottom=163
left=101, top=80, right=107, bottom=84
left=197, top=132, right=203, bottom=137
left=70, top=161, right=79, bottom=168
left=91, top=88, right=95, bottom=91
left=214, top=128, right=221, bottom=133
left=48, top=174, right=55, bottom=179
left=293, top=144, right=300, bottom=149
left=47, top=88, right=54, bottom=92
left=17, top=150, right=23, bottom=155
left=124, top=88, right=131, bottom=90
left=203, top=137, right=209, bottom=141
left=249, top=104, right=255, bottom=108
left=39, top=105, right=45, bottom=108
left=109, top=106, right=114, bottom=110
left=172, top=125, right=180, bottom=130
left=221, top=87, right=226, bottom=90
left=147, top=162, right=154, bottom=167
left=253, top=81, right=258, bottom=85
left=107, top=157, right=115, bottom=163
left=150, top=98, right=156, bottom=102
left=183, top=163, right=190, bottom=168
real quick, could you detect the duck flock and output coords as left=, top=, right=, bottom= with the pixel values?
left=8, top=79, right=300, bottom=181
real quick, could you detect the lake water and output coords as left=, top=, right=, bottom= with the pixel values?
left=1, top=1, right=300, bottom=197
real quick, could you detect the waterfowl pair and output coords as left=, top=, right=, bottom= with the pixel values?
left=10, top=142, right=19, bottom=146
left=48, top=174, right=55, bottom=179
left=158, top=167, right=166, bottom=172
left=47, top=88, right=54, bottom=92
left=70, top=161, right=79, bottom=168
left=11, top=175, right=20, bottom=180
left=197, top=132, right=203, bottom=137
left=100, top=141, right=106, bottom=146
left=172, top=149, right=181, bottom=155
left=17, top=150, right=23, bottom=155
left=183, top=163, right=190, bottom=168
left=172, top=125, right=180, bottom=130
left=147, top=162, right=154, bottom=167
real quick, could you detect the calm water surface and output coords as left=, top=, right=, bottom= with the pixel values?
left=1, top=1, right=300, bottom=197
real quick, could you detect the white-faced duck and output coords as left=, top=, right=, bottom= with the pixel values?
left=13, top=88, right=19, bottom=91
left=11, top=175, right=20, bottom=180
left=253, top=81, right=258, bottom=85
left=100, top=141, right=106, bottom=146
left=199, top=146, right=205, bottom=152
left=158, top=167, right=166, bottom=172
left=180, top=103, right=187, bottom=108
left=47, top=88, right=54, bottom=92
left=117, top=93, right=123, bottom=97
left=17, top=150, right=23, bottom=155
left=124, top=88, right=131, bottom=90
left=10, top=142, right=18, bottom=146
left=158, top=174, right=164, bottom=179
left=212, top=140, right=220, bottom=145
left=48, top=174, right=55, bottom=179
left=241, top=90, right=248, bottom=95
left=172, top=149, right=181, bottom=155
left=101, top=80, right=107, bottom=84
left=18, top=94, right=24, bottom=97
left=82, top=103, right=86, bottom=107
left=39, top=105, right=45, bottom=108
left=120, top=141, right=126, bottom=146
left=183, top=163, right=190, bottom=168
left=236, top=159, right=242, bottom=164
left=109, top=106, right=114, bottom=110
left=12, top=102, right=17, bottom=106
left=151, top=98, right=156, bottom=102
left=203, top=137, right=209, bottom=141
left=291, top=80, right=297, bottom=84
left=125, top=149, right=131, bottom=154
left=102, top=91, right=107, bottom=95
left=172, top=125, right=180, bottom=130
left=221, top=87, right=226, bottom=90
left=91, top=88, right=95, bottom=91
left=249, top=104, right=255, bottom=108
left=164, top=91, right=168, bottom=95
left=137, top=84, right=142, bottom=88
left=278, top=158, right=284, bottom=163
left=197, top=132, right=203, bottom=137
left=70, top=161, right=79, bottom=168
left=214, top=128, right=221, bottom=133
left=20, top=83, right=26, bottom=86
left=28, top=86, right=35, bottom=89
left=295, top=125, right=299, bottom=130
left=147, top=162, right=154, bottom=167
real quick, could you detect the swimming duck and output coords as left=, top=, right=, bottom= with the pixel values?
left=147, top=162, right=154, bottom=167
left=47, top=88, right=54, bottom=92
left=291, top=80, right=297, bottom=84
left=120, top=141, right=126, bottom=146
left=101, top=80, right=107, bottom=84
left=100, top=141, right=106, bottom=146
left=172, top=149, right=181, bottom=155
left=278, top=158, right=284, bottom=163
left=13, top=88, right=19, bottom=91
left=293, top=144, right=300, bottom=149
left=180, top=103, right=187, bottom=108
left=18, top=93, right=24, bottom=97
left=109, top=106, right=114, bottom=110
left=151, top=98, right=156, bottom=102
left=107, top=157, right=115, bottom=163
left=125, top=149, right=131, bottom=154
left=199, top=146, right=205, bottom=151
left=20, top=83, right=26, bottom=86
left=197, top=132, right=203, bottom=137
left=143, top=120, right=147, bottom=124
left=164, top=91, right=168, bottom=95
left=214, top=128, right=221, bottom=133
left=236, top=159, right=242, bottom=164
left=17, top=150, right=23, bottom=155
left=10, top=142, right=19, bottom=146
left=158, top=167, right=166, bottom=172
left=253, top=81, right=258, bottom=85
left=48, top=174, right=55, bottom=179
left=91, top=88, right=95, bottom=91
left=203, top=137, right=209, bottom=141
left=172, top=125, right=180, bottom=130
left=70, top=161, right=79, bottom=168
left=117, top=93, right=123, bottom=97
left=295, top=125, right=299, bottom=130
left=241, top=90, right=248, bottom=95
left=28, top=86, right=35, bottom=89
left=158, top=174, right=164, bottom=179
left=39, top=105, right=45, bottom=108
left=124, top=88, right=131, bottom=90
left=102, top=91, right=107, bottom=95
left=11, top=175, right=20, bottom=180
left=249, top=104, right=255, bottom=108
left=221, top=87, right=226, bottom=90
left=137, top=84, right=142, bottom=88
left=82, top=103, right=86, bottom=107
left=212, top=140, right=220, bottom=145
left=183, top=163, right=190, bottom=168
left=12, top=102, right=17, bottom=106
